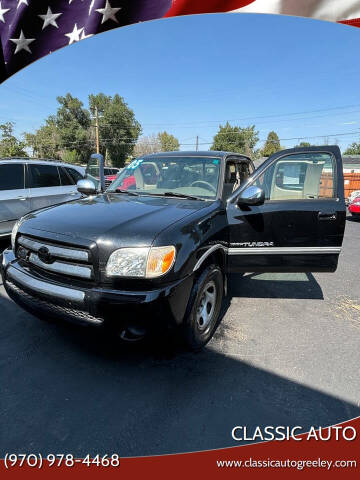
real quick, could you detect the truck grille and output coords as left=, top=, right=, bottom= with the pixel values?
left=6, top=280, right=103, bottom=326
left=17, top=235, right=93, bottom=281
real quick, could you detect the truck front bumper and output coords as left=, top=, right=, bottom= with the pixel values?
left=1, top=249, right=194, bottom=328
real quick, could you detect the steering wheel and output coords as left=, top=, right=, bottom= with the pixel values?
left=190, top=180, right=217, bottom=193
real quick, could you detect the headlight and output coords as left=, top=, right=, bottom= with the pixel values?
left=146, top=246, right=176, bottom=278
left=106, top=246, right=176, bottom=278
left=354, top=201, right=360, bottom=206
left=11, top=219, right=23, bottom=251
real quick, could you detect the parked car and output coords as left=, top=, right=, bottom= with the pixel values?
left=1, top=146, right=346, bottom=350
left=86, top=165, right=121, bottom=188
left=347, top=189, right=360, bottom=206
left=104, top=169, right=123, bottom=187
left=0, top=158, right=84, bottom=237
left=104, top=168, right=121, bottom=188
left=349, top=195, right=360, bottom=218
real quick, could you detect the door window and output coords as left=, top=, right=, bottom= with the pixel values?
left=65, top=167, right=83, bottom=183
left=223, top=162, right=238, bottom=199
left=223, top=160, right=252, bottom=199
left=0, top=164, right=24, bottom=190
left=253, top=153, right=336, bottom=200
left=29, top=164, right=61, bottom=188
left=59, top=167, right=74, bottom=186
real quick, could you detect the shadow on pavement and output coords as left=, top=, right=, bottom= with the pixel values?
left=346, top=214, right=360, bottom=223
left=228, top=272, right=323, bottom=300
left=1, top=287, right=358, bottom=457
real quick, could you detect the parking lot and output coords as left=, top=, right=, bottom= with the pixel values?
left=1, top=217, right=359, bottom=457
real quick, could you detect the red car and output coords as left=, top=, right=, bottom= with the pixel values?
left=349, top=196, right=360, bottom=219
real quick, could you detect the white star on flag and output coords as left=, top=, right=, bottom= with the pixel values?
left=80, top=29, right=93, bottom=40
left=17, top=0, right=28, bottom=9
left=68, top=0, right=94, bottom=15
left=89, top=0, right=95, bottom=15
left=65, top=23, right=84, bottom=44
left=0, top=1, right=10, bottom=23
left=38, top=7, right=63, bottom=30
left=10, top=30, right=35, bottom=54
left=96, top=0, right=121, bottom=24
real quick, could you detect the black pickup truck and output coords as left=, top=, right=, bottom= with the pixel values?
left=1, top=146, right=346, bottom=350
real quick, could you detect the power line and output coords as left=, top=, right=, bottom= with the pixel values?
left=26, top=129, right=360, bottom=150
left=130, top=103, right=360, bottom=127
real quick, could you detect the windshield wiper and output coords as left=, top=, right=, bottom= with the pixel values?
left=141, top=192, right=204, bottom=201
left=111, top=189, right=139, bottom=196
left=162, top=192, right=204, bottom=200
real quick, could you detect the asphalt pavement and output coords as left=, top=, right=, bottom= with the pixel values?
left=1, top=218, right=359, bottom=456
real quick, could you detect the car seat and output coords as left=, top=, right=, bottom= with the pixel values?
left=223, top=163, right=240, bottom=199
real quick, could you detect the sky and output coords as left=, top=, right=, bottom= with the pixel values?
left=1, top=13, right=360, bottom=153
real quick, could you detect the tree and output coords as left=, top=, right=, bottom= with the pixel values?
left=293, top=141, right=312, bottom=148
left=0, top=122, right=27, bottom=157
left=133, top=134, right=161, bottom=157
left=23, top=92, right=142, bottom=166
left=262, top=131, right=281, bottom=157
left=55, top=93, right=92, bottom=163
left=62, top=149, right=81, bottom=165
left=344, top=141, right=360, bottom=155
left=211, top=122, right=259, bottom=157
left=24, top=94, right=91, bottom=161
left=24, top=117, right=61, bottom=159
left=89, top=93, right=142, bottom=168
left=157, top=131, right=180, bottom=152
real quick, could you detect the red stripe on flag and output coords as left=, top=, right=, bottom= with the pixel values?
left=339, top=18, right=360, bottom=27
left=165, top=0, right=256, bottom=16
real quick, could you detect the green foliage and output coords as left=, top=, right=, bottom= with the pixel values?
left=23, top=93, right=141, bottom=167
left=25, top=118, right=60, bottom=159
left=157, top=131, right=180, bottom=152
left=55, top=94, right=92, bottom=163
left=0, top=122, right=27, bottom=157
left=344, top=141, right=360, bottom=155
left=262, top=131, right=281, bottom=157
left=24, top=94, right=91, bottom=161
left=294, top=141, right=312, bottom=148
left=89, top=93, right=142, bottom=168
left=62, top=149, right=81, bottom=165
left=211, top=122, right=259, bottom=157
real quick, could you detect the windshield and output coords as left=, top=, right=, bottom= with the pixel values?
left=107, top=156, right=221, bottom=199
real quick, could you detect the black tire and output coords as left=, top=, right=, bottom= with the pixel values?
left=181, top=264, right=224, bottom=351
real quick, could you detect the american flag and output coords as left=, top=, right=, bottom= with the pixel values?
left=1, top=0, right=360, bottom=84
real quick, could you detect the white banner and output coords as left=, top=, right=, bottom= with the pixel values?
left=233, top=0, right=360, bottom=22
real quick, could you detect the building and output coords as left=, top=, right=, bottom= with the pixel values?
left=342, top=155, right=360, bottom=173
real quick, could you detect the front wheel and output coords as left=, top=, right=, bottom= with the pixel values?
left=181, top=264, right=224, bottom=351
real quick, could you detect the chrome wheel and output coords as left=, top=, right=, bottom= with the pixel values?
left=196, top=280, right=217, bottom=331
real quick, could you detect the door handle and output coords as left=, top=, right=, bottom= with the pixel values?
left=318, top=212, right=337, bottom=221
left=15, top=196, right=27, bottom=201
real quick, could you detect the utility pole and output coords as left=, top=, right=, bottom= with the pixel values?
left=95, top=106, right=100, bottom=154
left=195, top=135, right=199, bottom=151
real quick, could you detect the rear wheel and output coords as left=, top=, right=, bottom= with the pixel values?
left=181, top=264, right=223, bottom=351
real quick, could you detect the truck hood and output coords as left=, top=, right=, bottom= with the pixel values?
left=20, top=193, right=209, bottom=247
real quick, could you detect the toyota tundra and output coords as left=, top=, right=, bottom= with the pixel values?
left=1, top=146, right=346, bottom=350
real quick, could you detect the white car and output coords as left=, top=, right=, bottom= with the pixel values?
left=0, top=158, right=85, bottom=237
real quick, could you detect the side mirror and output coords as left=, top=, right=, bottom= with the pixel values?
left=85, top=153, right=105, bottom=192
left=237, top=185, right=265, bottom=206
left=77, top=179, right=97, bottom=196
